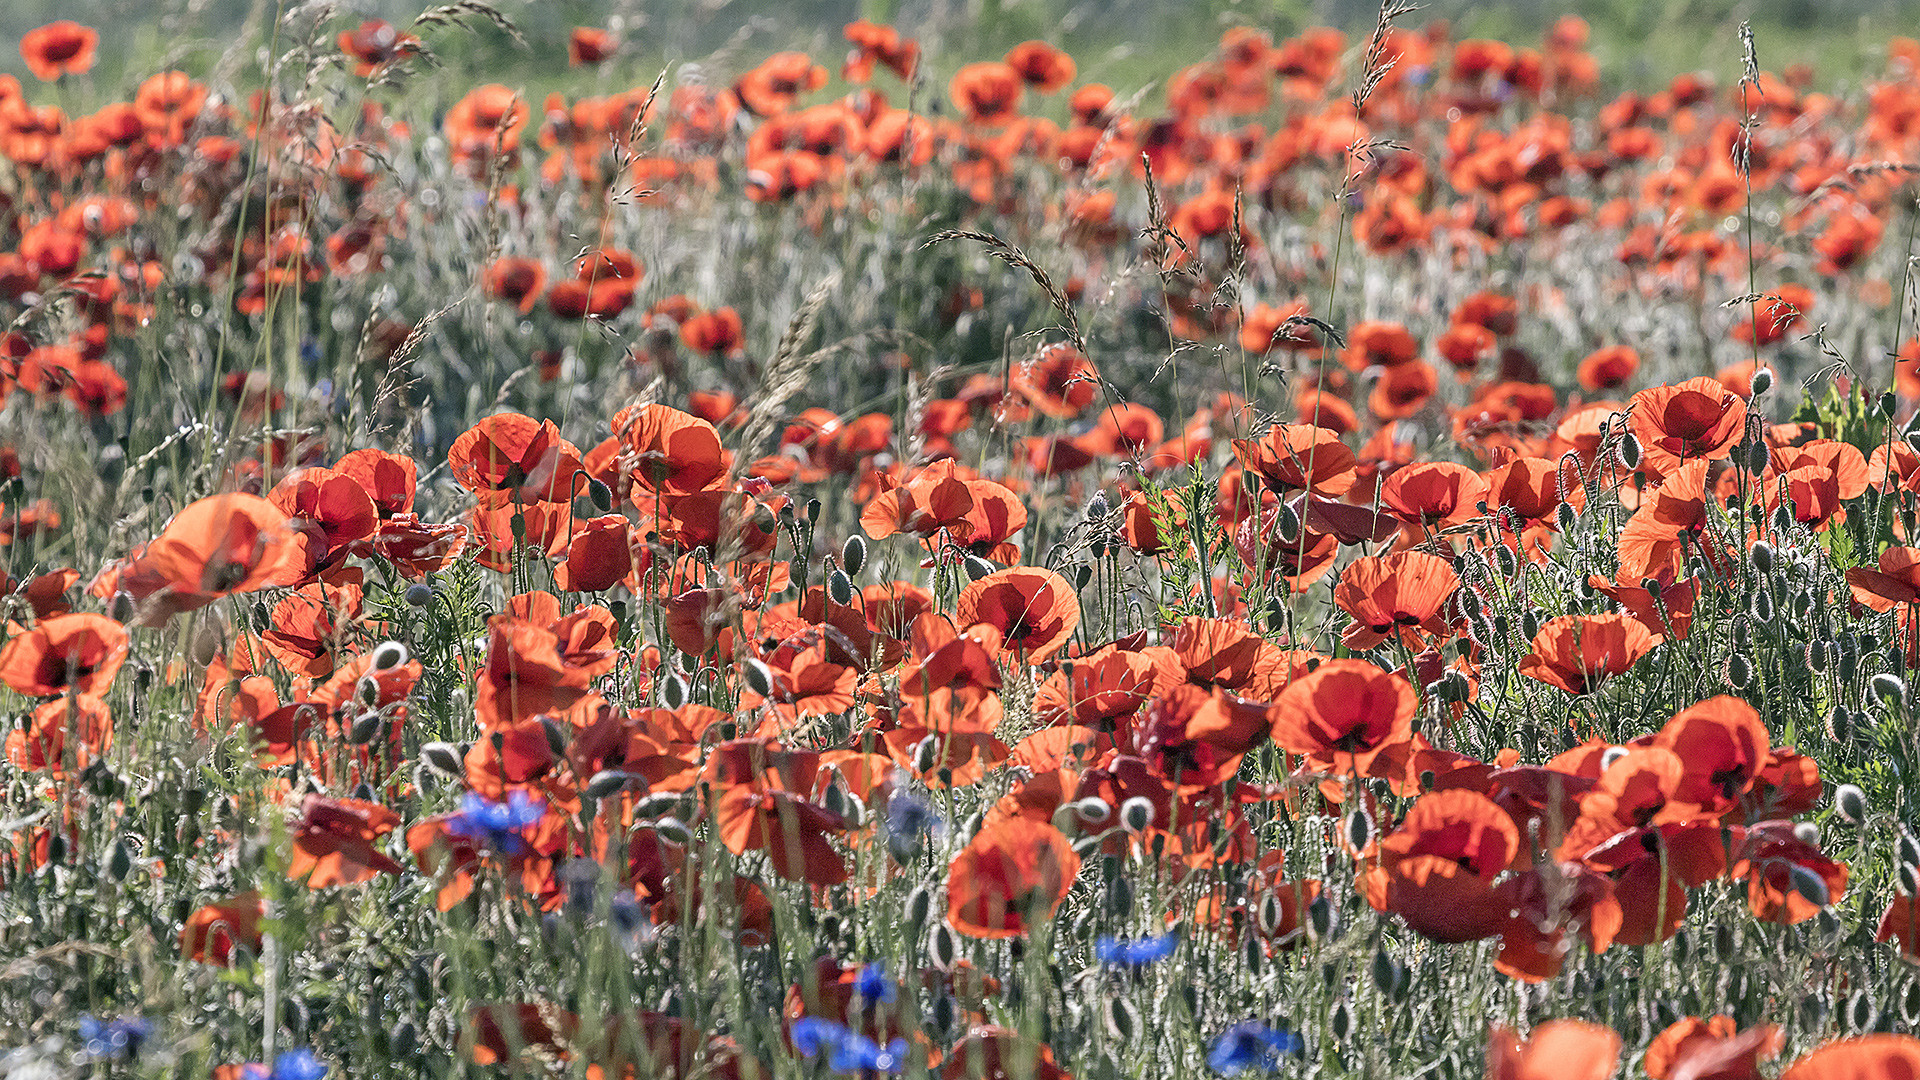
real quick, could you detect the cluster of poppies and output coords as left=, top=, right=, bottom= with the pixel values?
left=7, top=8, right=1920, bottom=1079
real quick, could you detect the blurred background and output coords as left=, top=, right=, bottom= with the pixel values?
left=1, top=0, right=1911, bottom=102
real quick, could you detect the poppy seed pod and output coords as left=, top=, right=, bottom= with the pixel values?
left=371, top=640, right=409, bottom=671
left=1073, top=563, right=1094, bottom=590
left=1832, top=783, right=1867, bottom=825
left=842, top=534, right=867, bottom=577
left=1119, top=796, right=1155, bottom=834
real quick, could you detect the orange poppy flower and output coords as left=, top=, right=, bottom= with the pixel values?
left=288, top=794, right=404, bottom=887
left=270, top=466, right=380, bottom=568
left=449, top=413, right=586, bottom=507
left=956, top=568, right=1079, bottom=661
left=1362, top=789, right=1519, bottom=942
left=946, top=818, right=1080, bottom=939
left=680, top=308, right=745, bottom=355
left=0, top=612, right=129, bottom=697
left=1230, top=424, right=1357, bottom=497
left=1519, top=614, right=1657, bottom=694
left=444, top=84, right=530, bottom=166
left=180, top=892, right=266, bottom=966
left=862, top=461, right=975, bottom=539
left=1617, top=458, right=1717, bottom=582
left=20, top=21, right=98, bottom=81
left=1651, top=696, right=1768, bottom=817
left=1334, top=552, right=1460, bottom=650
left=6, top=694, right=113, bottom=773
left=1486, top=1020, right=1620, bottom=1080
left=1004, top=41, right=1075, bottom=92
left=1577, top=345, right=1640, bottom=392
left=568, top=27, right=613, bottom=65
left=1628, top=377, right=1747, bottom=476
left=337, top=20, right=416, bottom=76
left=1031, top=644, right=1156, bottom=729
left=713, top=786, right=849, bottom=885
left=1380, top=461, right=1488, bottom=530
left=1778, top=1036, right=1920, bottom=1080
left=1644, top=1016, right=1781, bottom=1080
left=1876, top=894, right=1920, bottom=961
left=483, top=257, right=547, bottom=314
left=617, top=403, right=729, bottom=496
left=475, top=617, right=597, bottom=728
left=949, top=62, right=1025, bottom=126
left=1270, top=659, right=1415, bottom=775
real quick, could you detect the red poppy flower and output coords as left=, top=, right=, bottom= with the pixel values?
left=617, top=403, right=728, bottom=495
left=1380, top=461, right=1488, bottom=530
left=1362, top=790, right=1519, bottom=942
left=1578, top=345, right=1640, bottom=392
left=0, top=612, right=129, bottom=697
left=862, top=461, right=975, bottom=539
left=1628, top=377, right=1747, bottom=476
left=288, top=794, right=403, bottom=887
left=482, top=257, right=547, bottom=314
left=337, top=20, right=416, bottom=76
left=1652, top=696, right=1768, bottom=817
left=1644, top=1016, right=1781, bottom=1080
left=1334, top=552, right=1460, bottom=650
left=956, top=567, right=1080, bottom=661
left=1778, top=1036, right=1920, bottom=1080
left=1270, top=659, right=1415, bottom=776
left=6, top=694, right=113, bottom=773
left=949, top=62, right=1025, bottom=126
left=1487, top=1021, right=1620, bottom=1080
left=180, top=892, right=266, bottom=966
left=946, top=819, right=1080, bottom=939
left=713, top=786, right=850, bottom=886
left=1004, top=41, right=1075, bottom=92
left=1231, top=424, right=1356, bottom=497
left=1520, top=613, right=1658, bottom=694
left=568, top=27, right=613, bottom=66
left=449, top=413, right=586, bottom=507
left=20, top=21, right=98, bottom=81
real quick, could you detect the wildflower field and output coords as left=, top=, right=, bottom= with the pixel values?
left=8, top=2, right=1920, bottom=1077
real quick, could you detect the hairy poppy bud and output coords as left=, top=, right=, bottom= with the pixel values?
left=929, top=923, right=957, bottom=971
left=962, top=555, right=995, bottom=581
left=1275, top=504, right=1301, bottom=544
left=634, top=792, right=682, bottom=820
left=805, top=498, right=822, bottom=524
left=1073, top=564, right=1094, bottom=590
left=405, top=583, right=434, bottom=607
left=1087, top=491, right=1110, bottom=521
left=1344, top=809, right=1374, bottom=851
left=914, top=735, right=942, bottom=774
left=586, top=770, right=632, bottom=799
left=1119, top=796, right=1155, bottom=834
left=1520, top=610, right=1541, bottom=640
left=827, top=569, right=854, bottom=606
left=1308, top=894, right=1333, bottom=940
left=587, top=478, right=614, bottom=513
left=1600, top=745, right=1630, bottom=771
left=1874, top=673, right=1908, bottom=707
left=1555, top=501, right=1577, bottom=534
left=1834, top=784, right=1866, bottom=824
left=654, top=817, right=692, bottom=845
left=1107, top=997, right=1137, bottom=1040
left=1073, top=797, right=1112, bottom=826
left=1331, top=1000, right=1353, bottom=1040
left=420, top=741, right=462, bottom=777
left=1750, top=367, right=1774, bottom=396
left=371, top=640, right=409, bottom=671
left=1727, top=652, right=1752, bottom=688
left=541, top=715, right=569, bottom=756
left=1619, top=432, right=1642, bottom=471
left=1898, top=830, right=1920, bottom=875
left=841, top=534, right=867, bottom=577
left=349, top=711, right=384, bottom=744
left=1749, top=541, right=1775, bottom=573
left=743, top=658, right=773, bottom=697
left=905, top=884, right=934, bottom=927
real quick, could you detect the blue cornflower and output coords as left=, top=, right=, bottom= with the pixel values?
left=446, top=791, right=545, bottom=853
left=78, top=1014, right=152, bottom=1061
left=1207, top=1021, right=1301, bottom=1076
left=854, top=963, right=896, bottom=1004
left=790, top=1017, right=907, bottom=1075
left=235, top=1048, right=328, bottom=1080
left=828, top=1033, right=908, bottom=1075
left=885, top=788, right=943, bottom=863
left=1094, top=932, right=1179, bottom=967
